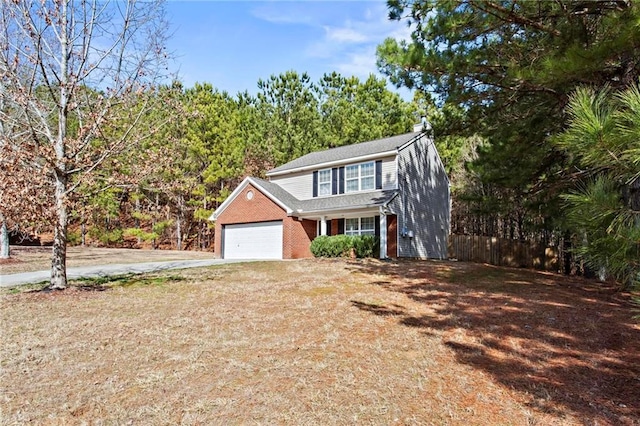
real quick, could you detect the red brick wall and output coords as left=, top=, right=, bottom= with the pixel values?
left=387, top=214, right=398, bottom=258
left=284, top=217, right=316, bottom=258
left=213, top=183, right=315, bottom=259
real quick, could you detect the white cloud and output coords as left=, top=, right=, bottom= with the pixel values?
left=324, top=26, right=369, bottom=44
left=251, top=10, right=313, bottom=25
left=252, top=1, right=413, bottom=80
left=312, top=3, right=413, bottom=77
left=333, top=47, right=378, bottom=78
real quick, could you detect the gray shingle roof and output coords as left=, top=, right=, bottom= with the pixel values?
left=299, top=190, right=398, bottom=213
left=267, top=131, right=421, bottom=175
left=252, top=177, right=397, bottom=215
left=251, top=177, right=301, bottom=210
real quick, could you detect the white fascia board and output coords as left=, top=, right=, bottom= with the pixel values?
left=295, top=203, right=384, bottom=217
left=295, top=206, right=381, bottom=220
left=209, top=177, right=293, bottom=221
left=266, top=150, right=398, bottom=177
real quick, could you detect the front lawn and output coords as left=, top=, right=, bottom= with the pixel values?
left=1, top=260, right=638, bottom=424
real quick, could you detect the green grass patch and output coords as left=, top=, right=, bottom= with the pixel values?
left=75, top=273, right=185, bottom=289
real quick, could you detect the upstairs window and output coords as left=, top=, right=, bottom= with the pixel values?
left=345, top=161, right=375, bottom=193
left=345, top=217, right=375, bottom=236
left=318, top=169, right=331, bottom=196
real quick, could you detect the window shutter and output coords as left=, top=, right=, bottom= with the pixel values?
left=338, top=219, right=345, bottom=234
left=327, top=220, right=332, bottom=235
left=312, top=171, right=318, bottom=198
left=331, top=168, right=338, bottom=195
left=374, top=215, right=380, bottom=238
left=339, top=167, right=345, bottom=194
left=375, top=160, right=382, bottom=189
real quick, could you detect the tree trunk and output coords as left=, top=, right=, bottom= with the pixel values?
left=176, top=215, right=182, bottom=251
left=50, top=172, right=68, bottom=289
left=175, top=194, right=184, bottom=251
left=50, top=0, right=69, bottom=290
left=201, top=195, right=207, bottom=250
left=152, top=192, right=159, bottom=250
left=80, top=208, right=86, bottom=247
left=1, top=216, right=9, bottom=259
left=135, top=196, right=141, bottom=246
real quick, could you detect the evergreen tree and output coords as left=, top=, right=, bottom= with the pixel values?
left=256, top=71, right=324, bottom=167
left=555, top=85, right=640, bottom=289
left=377, top=0, right=640, bottom=237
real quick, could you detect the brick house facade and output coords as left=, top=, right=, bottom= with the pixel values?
left=211, top=130, right=450, bottom=260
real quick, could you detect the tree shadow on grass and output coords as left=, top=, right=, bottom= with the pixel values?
left=349, top=259, right=640, bottom=425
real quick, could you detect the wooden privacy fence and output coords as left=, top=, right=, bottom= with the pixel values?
left=448, top=234, right=559, bottom=271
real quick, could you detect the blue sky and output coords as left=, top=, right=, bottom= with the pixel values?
left=165, top=1, right=413, bottom=99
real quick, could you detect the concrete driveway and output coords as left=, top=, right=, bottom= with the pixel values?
left=0, top=259, right=253, bottom=288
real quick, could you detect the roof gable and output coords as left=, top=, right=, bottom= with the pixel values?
left=267, top=131, right=422, bottom=176
left=210, top=177, right=296, bottom=221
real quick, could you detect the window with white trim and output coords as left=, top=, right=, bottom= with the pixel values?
left=318, top=169, right=331, bottom=196
left=345, top=161, right=375, bottom=193
left=345, top=217, right=375, bottom=236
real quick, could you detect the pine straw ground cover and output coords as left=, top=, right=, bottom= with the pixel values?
left=1, top=259, right=638, bottom=425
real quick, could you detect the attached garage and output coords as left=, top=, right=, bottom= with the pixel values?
left=223, top=221, right=283, bottom=259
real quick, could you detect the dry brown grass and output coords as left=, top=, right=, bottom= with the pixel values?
left=0, top=246, right=214, bottom=275
left=1, top=259, right=638, bottom=425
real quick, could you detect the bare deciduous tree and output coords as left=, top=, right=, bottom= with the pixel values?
left=0, top=0, right=171, bottom=288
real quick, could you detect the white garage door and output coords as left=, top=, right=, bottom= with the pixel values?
left=223, top=221, right=283, bottom=259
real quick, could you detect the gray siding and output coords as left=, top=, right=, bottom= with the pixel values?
left=380, top=155, right=397, bottom=190
left=270, top=170, right=313, bottom=200
left=390, top=134, right=450, bottom=259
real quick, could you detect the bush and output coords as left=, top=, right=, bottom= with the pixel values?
left=123, top=228, right=159, bottom=243
left=66, top=229, right=82, bottom=245
left=310, top=234, right=379, bottom=258
left=88, top=227, right=123, bottom=246
left=353, top=234, right=378, bottom=258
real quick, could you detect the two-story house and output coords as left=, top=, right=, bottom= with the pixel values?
left=210, top=126, right=450, bottom=260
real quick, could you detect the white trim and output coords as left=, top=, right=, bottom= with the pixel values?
left=295, top=206, right=382, bottom=221
left=295, top=203, right=383, bottom=216
left=266, top=150, right=397, bottom=177
left=379, top=212, right=387, bottom=259
left=209, top=177, right=293, bottom=221
left=345, top=217, right=375, bottom=236
left=345, top=161, right=375, bottom=193
left=317, top=168, right=332, bottom=197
